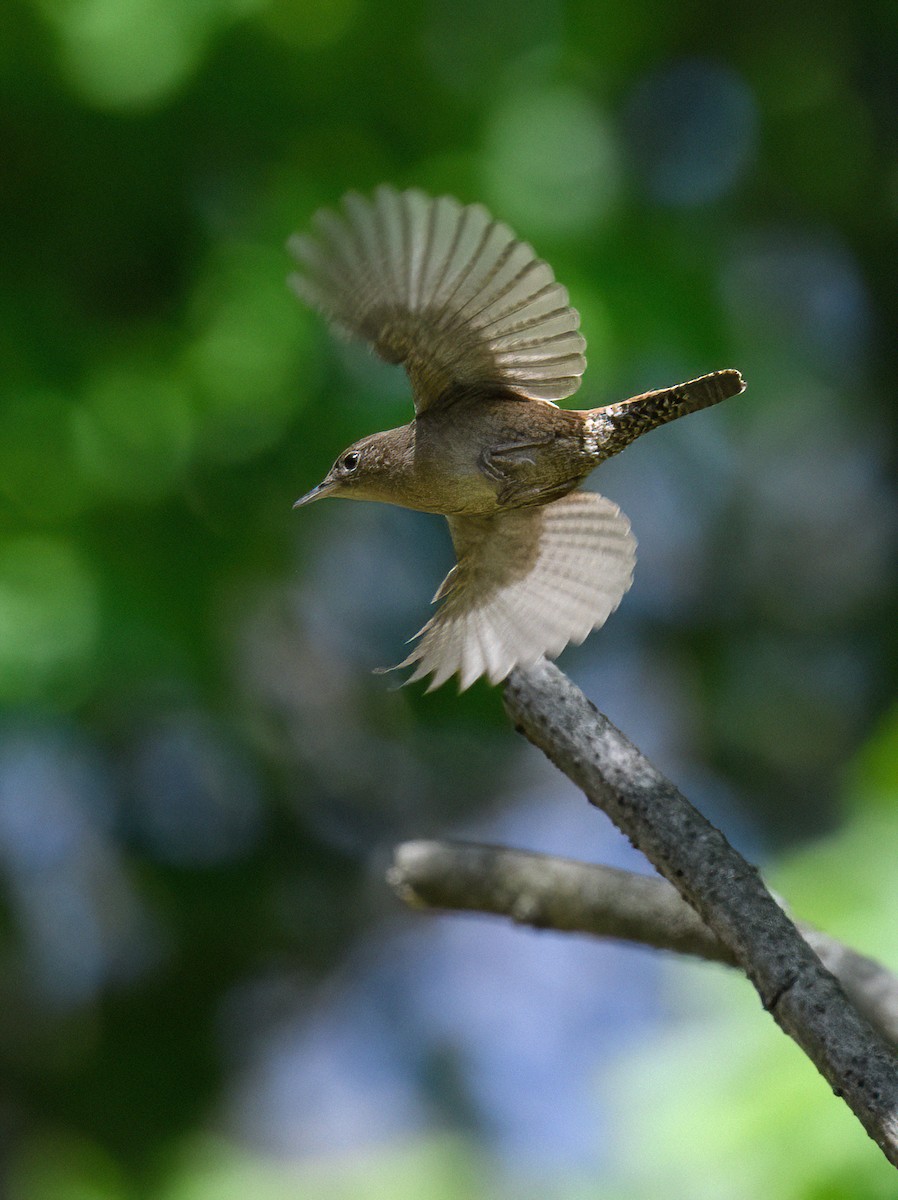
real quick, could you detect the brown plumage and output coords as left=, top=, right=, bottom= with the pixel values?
left=289, top=186, right=745, bottom=690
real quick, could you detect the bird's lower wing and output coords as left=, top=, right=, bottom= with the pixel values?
left=391, top=491, right=636, bottom=691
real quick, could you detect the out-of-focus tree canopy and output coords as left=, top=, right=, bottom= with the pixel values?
left=2, top=0, right=897, bottom=1195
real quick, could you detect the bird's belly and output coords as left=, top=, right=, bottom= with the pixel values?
left=402, top=402, right=593, bottom=516
left=409, top=447, right=591, bottom=516
left=398, top=464, right=503, bottom=516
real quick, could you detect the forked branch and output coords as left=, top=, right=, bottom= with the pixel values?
left=391, top=659, right=898, bottom=1167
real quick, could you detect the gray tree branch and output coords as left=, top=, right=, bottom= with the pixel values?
left=495, top=659, right=898, bottom=1166
left=388, top=839, right=898, bottom=1046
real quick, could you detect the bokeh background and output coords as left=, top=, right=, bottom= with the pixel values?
left=3, top=0, right=898, bottom=1195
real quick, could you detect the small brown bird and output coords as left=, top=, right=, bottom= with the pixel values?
left=290, top=186, right=744, bottom=690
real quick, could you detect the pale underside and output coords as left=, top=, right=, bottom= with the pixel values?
left=289, top=186, right=635, bottom=688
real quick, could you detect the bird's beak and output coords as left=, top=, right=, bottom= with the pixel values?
left=293, top=479, right=337, bottom=508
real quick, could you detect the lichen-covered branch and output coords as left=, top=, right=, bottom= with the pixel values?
left=498, top=659, right=898, bottom=1167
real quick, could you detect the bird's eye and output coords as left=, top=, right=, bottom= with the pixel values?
left=341, top=451, right=360, bottom=472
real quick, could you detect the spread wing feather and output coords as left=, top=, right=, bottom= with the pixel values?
left=288, top=186, right=586, bottom=411
left=391, top=491, right=636, bottom=691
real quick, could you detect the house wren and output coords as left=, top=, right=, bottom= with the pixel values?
left=290, top=186, right=744, bottom=691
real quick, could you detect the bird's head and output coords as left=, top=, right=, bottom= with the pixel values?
left=293, top=427, right=412, bottom=508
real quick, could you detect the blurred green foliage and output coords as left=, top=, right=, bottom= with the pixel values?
left=1, top=0, right=897, bottom=1194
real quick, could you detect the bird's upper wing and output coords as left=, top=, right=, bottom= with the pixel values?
left=391, top=490, right=636, bottom=691
left=288, top=186, right=586, bottom=413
